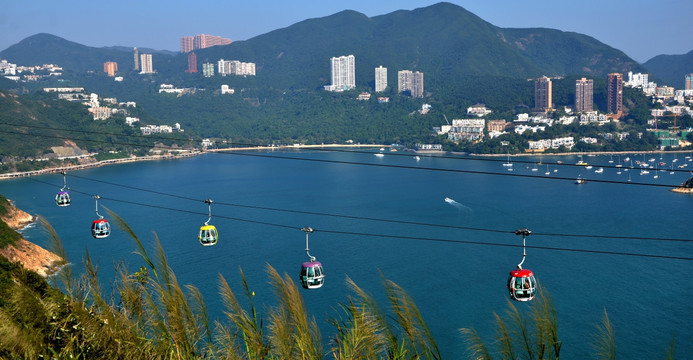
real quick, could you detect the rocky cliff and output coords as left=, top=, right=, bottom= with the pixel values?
left=1, top=198, right=63, bottom=277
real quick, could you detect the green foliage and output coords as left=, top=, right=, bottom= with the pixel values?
left=0, top=196, right=21, bottom=247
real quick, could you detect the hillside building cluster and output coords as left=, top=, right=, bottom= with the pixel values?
left=323, top=55, right=425, bottom=98
left=434, top=70, right=693, bottom=152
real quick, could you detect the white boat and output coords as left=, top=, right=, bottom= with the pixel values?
left=640, top=169, right=649, bottom=175
left=531, top=164, right=538, bottom=172
left=374, top=153, right=384, bottom=157
left=585, top=165, right=593, bottom=170
left=414, top=156, right=421, bottom=161
left=608, top=155, right=614, bottom=164
left=575, top=176, right=586, bottom=184
left=594, top=168, right=604, bottom=173
left=444, top=197, right=454, bottom=203
left=502, top=152, right=513, bottom=167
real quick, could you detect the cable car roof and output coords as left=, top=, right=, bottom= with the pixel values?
left=510, top=269, right=534, bottom=277
left=302, top=260, right=322, bottom=267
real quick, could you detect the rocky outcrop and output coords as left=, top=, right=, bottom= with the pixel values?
left=1, top=199, right=35, bottom=229
left=0, top=238, right=63, bottom=277
left=1, top=198, right=63, bottom=277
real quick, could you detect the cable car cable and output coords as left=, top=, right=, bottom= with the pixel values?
left=2, top=128, right=691, bottom=187
left=27, top=175, right=693, bottom=244
left=23, top=177, right=693, bottom=261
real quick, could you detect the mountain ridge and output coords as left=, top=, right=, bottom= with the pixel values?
left=1, top=2, right=646, bottom=89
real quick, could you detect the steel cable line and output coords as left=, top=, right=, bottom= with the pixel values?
left=64, top=173, right=693, bottom=243
left=29, top=176, right=693, bottom=246
left=3, top=127, right=688, bottom=188
left=2, top=121, right=692, bottom=173
left=25, top=177, right=693, bottom=261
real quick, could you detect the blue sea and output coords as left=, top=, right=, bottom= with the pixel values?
left=2, top=150, right=692, bottom=359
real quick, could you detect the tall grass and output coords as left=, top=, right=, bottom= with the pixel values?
left=0, top=214, right=679, bottom=359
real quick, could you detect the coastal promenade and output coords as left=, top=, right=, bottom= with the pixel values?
left=0, top=143, right=386, bottom=180
left=0, top=152, right=201, bottom=180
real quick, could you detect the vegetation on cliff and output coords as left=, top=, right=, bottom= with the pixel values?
left=0, top=195, right=22, bottom=247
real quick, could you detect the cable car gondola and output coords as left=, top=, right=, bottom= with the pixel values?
left=299, top=226, right=324, bottom=289
left=55, top=171, right=71, bottom=207
left=198, top=199, right=218, bottom=246
left=507, top=228, right=537, bottom=302
left=91, top=195, right=111, bottom=239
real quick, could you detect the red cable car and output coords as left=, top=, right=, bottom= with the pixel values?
left=91, top=195, right=110, bottom=239
left=299, top=227, right=324, bottom=289
left=506, top=228, right=537, bottom=301
left=91, top=219, right=111, bottom=239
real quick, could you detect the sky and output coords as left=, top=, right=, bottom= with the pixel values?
left=1, top=0, right=691, bottom=63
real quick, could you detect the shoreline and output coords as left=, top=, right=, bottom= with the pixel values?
left=471, top=149, right=693, bottom=157
left=1, top=144, right=691, bottom=180
left=0, top=144, right=387, bottom=180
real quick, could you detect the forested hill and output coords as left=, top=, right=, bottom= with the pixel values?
left=1, top=2, right=644, bottom=90
left=643, top=49, right=693, bottom=89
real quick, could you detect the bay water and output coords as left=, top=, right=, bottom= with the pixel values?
left=2, top=150, right=692, bottom=359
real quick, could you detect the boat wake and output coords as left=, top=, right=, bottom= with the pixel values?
left=444, top=197, right=472, bottom=213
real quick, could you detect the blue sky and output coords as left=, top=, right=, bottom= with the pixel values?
left=1, top=0, right=691, bottom=63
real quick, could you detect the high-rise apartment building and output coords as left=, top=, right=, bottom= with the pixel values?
left=103, top=61, right=118, bottom=77
left=133, top=47, right=139, bottom=71
left=574, top=77, right=593, bottom=113
left=217, top=59, right=256, bottom=76
left=607, top=73, right=623, bottom=116
left=139, top=53, right=153, bottom=74
left=534, top=76, right=552, bottom=112
left=186, top=52, right=197, bottom=73
left=325, top=55, right=355, bottom=92
left=686, top=73, right=693, bottom=90
left=180, top=34, right=232, bottom=52
left=202, top=63, right=214, bottom=77
left=375, top=66, right=387, bottom=92
left=181, top=36, right=194, bottom=53
left=397, top=70, right=424, bottom=98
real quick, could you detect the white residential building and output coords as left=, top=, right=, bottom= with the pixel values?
left=217, top=59, right=256, bottom=76
left=375, top=66, right=387, bottom=92
left=626, top=72, right=649, bottom=88
left=579, top=111, right=609, bottom=126
left=515, top=113, right=530, bottom=122
left=467, top=104, right=492, bottom=117
left=325, top=55, right=355, bottom=92
left=447, top=119, right=485, bottom=142
left=125, top=117, right=140, bottom=126
left=558, top=116, right=577, bottom=125
left=514, top=124, right=545, bottom=134
left=527, top=137, right=574, bottom=151
left=139, top=53, right=154, bottom=74
left=397, top=70, right=424, bottom=98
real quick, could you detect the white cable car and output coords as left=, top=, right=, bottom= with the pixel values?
left=198, top=199, right=218, bottom=246
left=299, top=227, right=324, bottom=289
left=55, top=171, right=71, bottom=207
left=506, top=228, right=537, bottom=301
left=91, top=195, right=110, bottom=239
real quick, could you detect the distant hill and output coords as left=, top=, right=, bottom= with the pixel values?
left=1, top=3, right=645, bottom=90
left=0, top=33, right=172, bottom=73
left=643, top=49, right=693, bottom=88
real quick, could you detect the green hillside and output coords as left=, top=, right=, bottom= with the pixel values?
left=643, top=49, right=693, bottom=88
left=1, top=3, right=646, bottom=91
